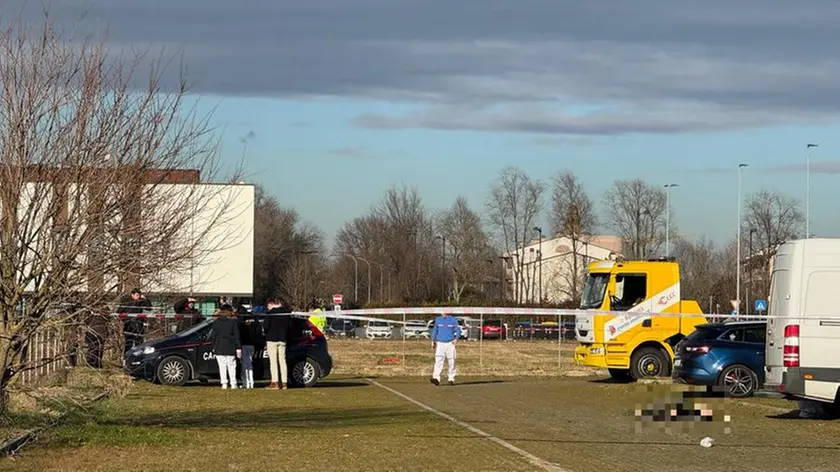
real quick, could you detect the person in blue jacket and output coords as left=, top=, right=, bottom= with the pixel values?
left=429, top=312, right=461, bottom=385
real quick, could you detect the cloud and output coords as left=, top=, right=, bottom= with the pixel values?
left=8, top=0, right=840, bottom=135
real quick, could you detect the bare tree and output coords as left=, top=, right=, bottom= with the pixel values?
left=253, top=186, right=325, bottom=307
left=333, top=185, right=436, bottom=304
left=603, top=179, right=669, bottom=259
left=550, top=171, right=597, bottom=302
left=486, top=167, right=545, bottom=304
left=438, top=196, right=491, bottom=303
left=742, top=189, right=804, bottom=294
left=0, top=16, right=244, bottom=410
left=671, top=236, right=720, bottom=311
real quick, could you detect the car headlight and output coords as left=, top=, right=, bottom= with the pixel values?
left=142, top=346, right=155, bottom=355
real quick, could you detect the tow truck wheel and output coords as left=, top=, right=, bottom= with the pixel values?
left=630, top=347, right=670, bottom=380
left=608, top=368, right=633, bottom=382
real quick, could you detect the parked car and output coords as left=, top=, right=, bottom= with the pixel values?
left=123, top=315, right=332, bottom=388
left=328, top=319, right=356, bottom=338
left=672, top=321, right=766, bottom=397
left=403, top=320, right=430, bottom=339
left=481, top=320, right=507, bottom=340
left=365, top=320, right=393, bottom=339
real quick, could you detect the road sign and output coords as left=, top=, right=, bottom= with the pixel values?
left=731, top=310, right=737, bottom=316
left=730, top=300, right=740, bottom=310
left=333, top=293, right=343, bottom=305
left=755, top=299, right=767, bottom=312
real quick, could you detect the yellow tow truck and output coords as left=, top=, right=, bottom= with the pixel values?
left=573, top=257, right=708, bottom=381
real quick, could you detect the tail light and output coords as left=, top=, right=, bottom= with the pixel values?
left=685, top=346, right=710, bottom=355
left=783, top=324, right=800, bottom=367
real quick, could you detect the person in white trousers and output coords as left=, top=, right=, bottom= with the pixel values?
left=209, top=305, right=242, bottom=389
left=430, top=312, right=461, bottom=386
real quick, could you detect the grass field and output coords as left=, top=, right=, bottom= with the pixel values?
left=5, top=372, right=840, bottom=472
left=326, top=338, right=587, bottom=377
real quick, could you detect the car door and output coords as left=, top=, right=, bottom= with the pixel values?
left=742, top=325, right=767, bottom=382
left=194, top=325, right=219, bottom=377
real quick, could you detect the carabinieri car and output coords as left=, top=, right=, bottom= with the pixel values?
left=124, top=315, right=332, bottom=387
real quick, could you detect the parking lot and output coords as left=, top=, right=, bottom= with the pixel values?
left=6, top=373, right=840, bottom=472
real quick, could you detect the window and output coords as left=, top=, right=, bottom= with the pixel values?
left=686, top=327, right=725, bottom=343
left=721, top=329, right=743, bottom=342
left=611, top=274, right=647, bottom=312
left=581, top=273, right=609, bottom=309
left=743, top=327, right=766, bottom=343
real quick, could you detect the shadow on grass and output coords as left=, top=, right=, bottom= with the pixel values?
left=403, top=434, right=840, bottom=450
left=767, top=410, right=840, bottom=421
left=588, top=377, right=632, bottom=384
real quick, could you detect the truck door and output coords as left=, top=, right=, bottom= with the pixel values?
left=765, top=265, right=791, bottom=387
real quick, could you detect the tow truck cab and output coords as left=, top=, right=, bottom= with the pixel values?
left=573, top=257, right=707, bottom=381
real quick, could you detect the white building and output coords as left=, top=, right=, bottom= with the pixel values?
left=503, top=235, right=623, bottom=304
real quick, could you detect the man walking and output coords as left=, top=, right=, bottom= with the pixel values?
left=430, top=312, right=461, bottom=386
left=263, top=298, right=291, bottom=390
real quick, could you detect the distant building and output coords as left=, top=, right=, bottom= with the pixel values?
left=503, top=235, right=623, bottom=304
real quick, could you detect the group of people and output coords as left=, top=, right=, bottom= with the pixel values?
left=208, top=298, right=294, bottom=390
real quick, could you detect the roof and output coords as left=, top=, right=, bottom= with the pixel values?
left=697, top=321, right=766, bottom=329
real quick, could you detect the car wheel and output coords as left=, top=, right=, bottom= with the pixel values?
left=630, top=347, right=670, bottom=380
left=719, top=364, right=757, bottom=398
left=156, top=356, right=189, bottom=386
left=608, top=368, right=633, bottom=382
left=290, top=358, right=321, bottom=388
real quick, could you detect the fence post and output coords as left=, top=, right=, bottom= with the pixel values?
left=557, top=313, right=562, bottom=372
left=479, top=313, right=484, bottom=374
left=401, top=310, right=406, bottom=368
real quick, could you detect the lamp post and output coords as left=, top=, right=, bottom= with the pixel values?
left=435, top=235, right=446, bottom=300
left=342, top=253, right=359, bottom=304
left=736, top=163, right=749, bottom=316
left=369, top=260, right=384, bottom=300
left=532, top=227, right=543, bottom=304
left=747, top=228, right=756, bottom=316
left=357, top=256, right=372, bottom=304
left=806, top=143, right=818, bottom=239
left=664, top=184, right=678, bottom=257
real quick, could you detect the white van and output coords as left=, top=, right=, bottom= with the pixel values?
left=765, top=238, right=840, bottom=407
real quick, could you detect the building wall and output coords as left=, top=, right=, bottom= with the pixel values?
left=504, top=235, right=621, bottom=304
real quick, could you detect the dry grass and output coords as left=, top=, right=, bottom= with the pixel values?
left=327, top=338, right=602, bottom=378
left=1, top=368, right=129, bottom=444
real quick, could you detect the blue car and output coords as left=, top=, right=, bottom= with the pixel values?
left=672, top=321, right=766, bottom=397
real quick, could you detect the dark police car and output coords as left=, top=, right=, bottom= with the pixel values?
left=124, top=315, right=332, bottom=387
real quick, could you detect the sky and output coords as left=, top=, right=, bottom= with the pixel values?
left=7, top=0, right=840, bottom=247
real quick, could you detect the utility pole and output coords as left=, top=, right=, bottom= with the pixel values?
left=806, top=143, right=818, bottom=239
left=533, top=226, right=543, bottom=305
left=736, top=163, right=749, bottom=316
left=664, top=184, right=678, bottom=257
left=342, top=253, right=359, bottom=304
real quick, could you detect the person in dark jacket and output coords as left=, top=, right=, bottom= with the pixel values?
left=209, top=304, right=242, bottom=389
left=238, top=312, right=262, bottom=389
left=120, top=288, right=153, bottom=355
left=174, top=297, right=202, bottom=332
left=262, top=298, right=292, bottom=390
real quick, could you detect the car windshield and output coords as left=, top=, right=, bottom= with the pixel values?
left=581, top=273, right=609, bottom=309
left=485, top=320, right=501, bottom=326
left=369, top=321, right=389, bottom=327
left=179, top=319, right=212, bottom=337
left=407, top=320, right=425, bottom=326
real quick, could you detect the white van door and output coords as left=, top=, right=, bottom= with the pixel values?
left=799, top=270, right=840, bottom=402
left=765, top=259, right=792, bottom=388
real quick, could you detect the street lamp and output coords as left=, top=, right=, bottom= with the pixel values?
left=342, top=253, right=359, bottom=304
left=806, top=143, right=818, bottom=239
left=370, top=260, right=385, bottom=300
left=664, top=184, right=678, bottom=257
left=357, top=256, right=372, bottom=304
left=435, top=235, right=446, bottom=300
left=532, top=226, right=543, bottom=304
left=736, top=163, right=749, bottom=316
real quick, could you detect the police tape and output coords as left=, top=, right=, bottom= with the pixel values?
left=105, top=307, right=839, bottom=322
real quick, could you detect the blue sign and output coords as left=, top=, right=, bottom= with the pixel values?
left=755, top=299, right=767, bottom=312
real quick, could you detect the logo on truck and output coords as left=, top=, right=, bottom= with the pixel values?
left=604, top=283, right=680, bottom=341
left=658, top=291, right=676, bottom=306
